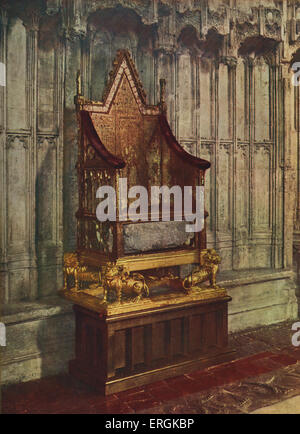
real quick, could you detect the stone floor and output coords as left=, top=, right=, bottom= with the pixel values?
left=2, top=320, right=300, bottom=414
left=251, top=395, right=300, bottom=414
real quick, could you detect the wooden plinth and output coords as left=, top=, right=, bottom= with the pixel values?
left=69, top=295, right=233, bottom=395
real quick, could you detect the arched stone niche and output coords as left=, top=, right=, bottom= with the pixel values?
left=86, top=7, right=157, bottom=103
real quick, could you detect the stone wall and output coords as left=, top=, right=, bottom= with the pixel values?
left=0, top=0, right=300, bottom=385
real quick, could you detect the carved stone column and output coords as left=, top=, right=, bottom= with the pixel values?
left=155, top=6, right=176, bottom=129
left=221, top=57, right=238, bottom=270
left=266, top=52, right=284, bottom=270
left=2, top=7, right=40, bottom=302
left=214, top=56, right=237, bottom=270
left=22, top=12, right=40, bottom=300
left=63, top=16, right=86, bottom=252
left=280, top=61, right=296, bottom=271
left=0, top=8, right=8, bottom=304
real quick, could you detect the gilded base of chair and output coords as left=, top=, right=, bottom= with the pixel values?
left=67, top=294, right=232, bottom=395
left=59, top=283, right=228, bottom=316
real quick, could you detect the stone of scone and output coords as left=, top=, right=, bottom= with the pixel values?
left=123, top=221, right=194, bottom=254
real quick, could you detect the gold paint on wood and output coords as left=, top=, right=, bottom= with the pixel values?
left=60, top=285, right=228, bottom=316
left=102, top=262, right=149, bottom=303
left=183, top=249, right=222, bottom=290
left=77, top=248, right=201, bottom=270
left=64, top=252, right=101, bottom=291
left=67, top=50, right=220, bottom=314
left=62, top=250, right=226, bottom=312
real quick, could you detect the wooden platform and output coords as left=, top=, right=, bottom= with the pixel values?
left=69, top=294, right=233, bottom=395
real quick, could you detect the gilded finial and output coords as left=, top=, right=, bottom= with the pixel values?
left=160, top=78, right=167, bottom=114
left=76, top=70, right=82, bottom=96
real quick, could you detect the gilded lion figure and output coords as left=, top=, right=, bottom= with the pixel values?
left=103, top=263, right=149, bottom=304
left=183, top=249, right=221, bottom=291
left=63, top=253, right=85, bottom=290
left=63, top=253, right=100, bottom=290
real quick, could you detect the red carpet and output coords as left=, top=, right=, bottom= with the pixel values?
left=2, top=349, right=299, bottom=414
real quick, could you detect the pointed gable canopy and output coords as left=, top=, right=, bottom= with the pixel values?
left=76, top=49, right=210, bottom=174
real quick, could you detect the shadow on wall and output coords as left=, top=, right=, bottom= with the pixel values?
left=62, top=107, right=78, bottom=254
left=35, top=143, right=75, bottom=380
left=35, top=142, right=64, bottom=297
left=36, top=302, right=75, bottom=381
